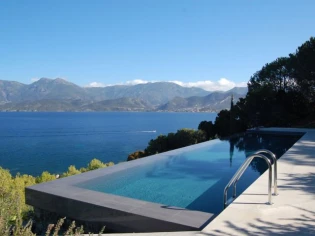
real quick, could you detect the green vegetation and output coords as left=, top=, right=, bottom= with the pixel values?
left=2, top=36, right=315, bottom=234
left=235, top=37, right=314, bottom=128
left=193, top=37, right=315, bottom=137
left=0, top=159, right=113, bottom=235
left=128, top=37, right=315, bottom=161
left=201, top=38, right=314, bottom=139
left=127, top=128, right=207, bottom=161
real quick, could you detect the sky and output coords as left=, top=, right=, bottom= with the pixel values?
left=1, top=0, right=315, bottom=91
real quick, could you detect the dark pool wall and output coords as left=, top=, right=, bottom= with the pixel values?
left=26, top=184, right=213, bottom=233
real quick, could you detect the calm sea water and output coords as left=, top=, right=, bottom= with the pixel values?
left=0, top=112, right=216, bottom=176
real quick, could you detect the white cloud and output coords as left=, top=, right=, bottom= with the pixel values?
left=85, top=79, right=150, bottom=88
left=30, top=78, right=39, bottom=83
left=125, top=79, right=150, bottom=85
left=86, top=82, right=106, bottom=87
left=237, top=81, right=248, bottom=87
left=218, top=78, right=233, bottom=86
left=85, top=78, right=247, bottom=91
left=170, top=78, right=246, bottom=91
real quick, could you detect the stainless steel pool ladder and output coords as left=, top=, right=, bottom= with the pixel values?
left=232, top=150, right=278, bottom=200
left=223, top=150, right=278, bottom=209
left=255, top=149, right=278, bottom=196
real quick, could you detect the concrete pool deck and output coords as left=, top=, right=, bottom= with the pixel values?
left=200, top=128, right=315, bottom=235
left=26, top=128, right=315, bottom=235
left=104, top=128, right=315, bottom=235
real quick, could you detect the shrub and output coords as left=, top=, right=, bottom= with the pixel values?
left=61, top=165, right=81, bottom=177
left=0, top=158, right=113, bottom=235
left=36, top=171, right=56, bottom=184
left=87, top=158, right=109, bottom=171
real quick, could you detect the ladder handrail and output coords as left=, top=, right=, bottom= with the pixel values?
left=223, top=154, right=272, bottom=209
left=232, top=149, right=278, bottom=198
left=254, top=149, right=277, bottom=195
left=232, top=158, right=254, bottom=198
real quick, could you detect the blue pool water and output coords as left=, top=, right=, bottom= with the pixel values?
left=78, top=133, right=301, bottom=214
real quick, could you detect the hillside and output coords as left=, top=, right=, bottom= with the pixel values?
left=85, top=82, right=210, bottom=105
left=0, top=80, right=26, bottom=103
left=158, top=87, right=248, bottom=112
left=0, top=78, right=247, bottom=112
left=81, top=97, right=153, bottom=111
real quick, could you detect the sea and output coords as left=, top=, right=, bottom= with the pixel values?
left=0, top=112, right=216, bottom=176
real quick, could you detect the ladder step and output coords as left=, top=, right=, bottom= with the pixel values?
left=223, top=149, right=277, bottom=209
left=226, top=197, right=234, bottom=205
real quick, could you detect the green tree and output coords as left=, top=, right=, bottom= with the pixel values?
left=145, top=134, right=169, bottom=155
left=173, top=129, right=207, bottom=147
left=129, top=129, right=207, bottom=160
left=198, top=121, right=216, bottom=139
left=290, top=37, right=315, bottom=102
left=214, top=110, right=231, bottom=137
left=248, top=57, right=296, bottom=93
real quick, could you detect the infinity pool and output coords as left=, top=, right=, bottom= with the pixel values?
left=77, top=132, right=301, bottom=214
left=26, top=131, right=303, bottom=232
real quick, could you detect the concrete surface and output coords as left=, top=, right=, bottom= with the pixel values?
left=26, top=139, right=216, bottom=232
left=104, top=128, right=315, bottom=235
left=201, top=128, right=315, bottom=235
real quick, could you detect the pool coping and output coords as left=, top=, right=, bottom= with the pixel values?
left=26, top=140, right=218, bottom=232
left=101, top=127, right=315, bottom=235
left=200, top=127, right=315, bottom=235
left=26, top=127, right=315, bottom=235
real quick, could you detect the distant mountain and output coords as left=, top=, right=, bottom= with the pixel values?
left=228, top=87, right=248, bottom=95
left=158, top=87, right=248, bottom=112
left=0, top=78, right=209, bottom=105
left=81, top=97, right=153, bottom=111
left=85, top=82, right=210, bottom=105
left=0, top=78, right=248, bottom=112
left=0, top=78, right=90, bottom=103
left=0, top=99, right=87, bottom=112
left=22, top=78, right=91, bottom=101
left=0, top=80, right=26, bottom=103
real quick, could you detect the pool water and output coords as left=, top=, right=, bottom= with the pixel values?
left=77, top=133, right=301, bottom=214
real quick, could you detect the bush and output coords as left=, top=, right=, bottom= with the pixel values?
left=127, top=128, right=207, bottom=161
left=0, top=167, right=35, bottom=235
left=0, top=158, right=113, bottom=235
left=86, top=158, right=114, bottom=171
left=127, top=150, right=147, bottom=161
left=36, top=171, right=56, bottom=183
left=61, top=166, right=81, bottom=177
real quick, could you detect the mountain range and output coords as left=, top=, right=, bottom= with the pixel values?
left=0, top=78, right=248, bottom=112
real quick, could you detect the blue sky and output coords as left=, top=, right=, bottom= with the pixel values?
left=1, top=0, right=314, bottom=91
